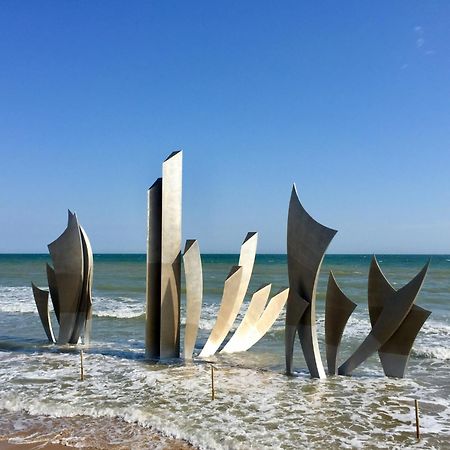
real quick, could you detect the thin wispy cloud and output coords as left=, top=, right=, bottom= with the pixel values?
left=400, top=25, right=436, bottom=70
left=414, top=25, right=424, bottom=48
left=414, top=25, right=436, bottom=55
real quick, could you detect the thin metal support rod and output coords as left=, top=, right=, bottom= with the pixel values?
left=415, top=399, right=420, bottom=440
left=80, top=350, right=84, bottom=381
left=211, top=365, right=215, bottom=401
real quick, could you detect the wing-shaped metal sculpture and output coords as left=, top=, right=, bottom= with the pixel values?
left=378, top=305, right=431, bottom=377
left=72, top=225, right=94, bottom=344
left=160, top=151, right=182, bottom=359
left=286, top=184, right=337, bottom=378
left=200, top=232, right=257, bottom=357
left=199, top=266, right=243, bottom=357
left=33, top=211, right=93, bottom=346
left=46, top=263, right=60, bottom=325
left=242, top=288, right=289, bottom=352
left=234, top=231, right=258, bottom=309
left=31, top=283, right=55, bottom=343
left=183, top=239, right=203, bottom=359
left=48, top=211, right=84, bottom=344
left=285, top=291, right=309, bottom=374
left=368, top=256, right=431, bottom=377
left=325, top=271, right=357, bottom=375
left=220, top=284, right=272, bottom=354
left=338, top=259, right=429, bottom=376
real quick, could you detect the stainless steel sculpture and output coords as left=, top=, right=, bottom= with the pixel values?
left=325, top=272, right=357, bottom=375
left=286, top=184, right=337, bottom=378
left=199, top=266, right=244, bottom=357
left=368, top=256, right=431, bottom=378
left=48, top=211, right=84, bottom=344
left=31, top=283, right=55, bottom=343
left=221, top=284, right=272, bottom=353
left=161, top=151, right=182, bottom=358
left=32, top=211, right=93, bottom=345
left=199, top=232, right=257, bottom=358
left=46, top=263, right=60, bottom=324
left=145, top=155, right=284, bottom=360
left=145, top=178, right=162, bottom=359
left=221, top=286, right=289, bottom=353
left=338, top=257, right=429, bottom=376
left=183, top=239, right=203, bottom=359
left=181, top=231, right=285, bottom=358
left=233, top=232, right=258, bottom=310
left=145, top=151, right=182, bottom=359
left=78, top=225, right=94, bottom=343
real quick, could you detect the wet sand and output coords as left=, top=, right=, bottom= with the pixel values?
left=0, top=411, right=193, bottom=450
left=0, top=442, right=78, bottom=450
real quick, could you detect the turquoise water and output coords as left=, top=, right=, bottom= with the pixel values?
left=0, top=254, right=449, bottom=448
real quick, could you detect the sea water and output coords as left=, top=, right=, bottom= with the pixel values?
left=0, top=254, right=449, bottom=449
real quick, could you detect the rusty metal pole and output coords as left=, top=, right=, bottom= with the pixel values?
left=211, top=365, right=215, bottom=401
left=80, top=350, right=84, bottom=381
left=415, top=399, right=420, bottom=440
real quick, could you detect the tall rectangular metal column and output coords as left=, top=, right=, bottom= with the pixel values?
left=160, top=151, right=182, bottom=358
left=145, top=178, right=162, bottom=359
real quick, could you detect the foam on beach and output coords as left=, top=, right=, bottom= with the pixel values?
left=0, top=347, right=450, bottom=449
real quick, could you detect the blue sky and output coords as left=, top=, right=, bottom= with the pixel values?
left=0, top=1, right=449, bottom=253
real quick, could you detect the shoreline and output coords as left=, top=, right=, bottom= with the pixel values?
left=0, top=410, right=194, bottom=450
left=0, top=442, right=77, bottom=450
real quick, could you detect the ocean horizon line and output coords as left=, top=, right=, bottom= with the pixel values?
left=0, top=252, right=449, bottom=256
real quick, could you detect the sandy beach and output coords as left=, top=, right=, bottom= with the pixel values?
left=0, top=442, right=78, bottom=450
left=0, top=411, right=193, bottom=450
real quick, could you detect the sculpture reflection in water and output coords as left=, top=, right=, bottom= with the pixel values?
left=31, top=210, right=93, bottom=345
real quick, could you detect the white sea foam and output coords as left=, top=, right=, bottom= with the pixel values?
left=0, top=350, right=449, bottom=449
left=412, top=346, right=450, bottom=360
left=0, top=286, right=37, bottom=314
left=93, top=296, right=145, bottom=319
left=0, top=286, right=145, bottom=319
left=421, top=319, right=450, bottom=337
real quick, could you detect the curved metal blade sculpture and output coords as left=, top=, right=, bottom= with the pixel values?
left=180, top=232, right=288, bottom=358
left=183, top=239, right=203, bottom=359
left=221, top=284, right=272, bottom=353
left=32, top=210, right=93, bottom=345
left=199, top=232, right=258, bottom=357
left=31, top=283, right=55, bottom=343
left=221, top=286, right=289, bottom=354
left=48, top=211, right=84, bottom=344
left=199, top=265, right=244, bottom=357
left=325, top=272, right=357, bottom=375
left=286, top=184, right=337, bottom=378
left=226, top=288, right=289, bottom=354
left=338, top=257, right=430, bottom=376
left=46, top=263, right=60, bottom=324
left=367, top=256, right=431, bottom=377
